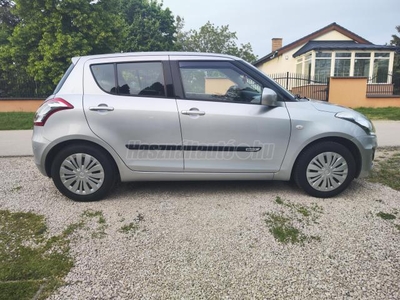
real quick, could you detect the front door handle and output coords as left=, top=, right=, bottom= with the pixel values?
left=181, top=110, right=205, bottom=116
left=89, top=104, right=114, bottom=112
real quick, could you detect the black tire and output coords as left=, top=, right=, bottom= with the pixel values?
left=51, top=144, right=116, bottom=201
left=294, top=141, right=356, bottom=198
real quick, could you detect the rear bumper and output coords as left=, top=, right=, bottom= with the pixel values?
left=32, top=127, right=50, bottom=176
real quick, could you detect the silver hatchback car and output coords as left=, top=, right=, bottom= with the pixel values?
left=32, top=52, right=377, bottom=201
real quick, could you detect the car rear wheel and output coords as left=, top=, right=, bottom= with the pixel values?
left=51, top=145, right=116, bottom=201
left=294, top=141, right=356, bottom=198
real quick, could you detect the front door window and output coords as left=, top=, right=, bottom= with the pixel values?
left=179, top=61, right=262, bottom=104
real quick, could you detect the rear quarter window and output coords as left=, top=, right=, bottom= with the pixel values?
left=91, top=64, right=117, bottom=94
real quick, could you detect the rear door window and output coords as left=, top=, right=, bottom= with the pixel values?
left=90, top=62, right=166, bottom=97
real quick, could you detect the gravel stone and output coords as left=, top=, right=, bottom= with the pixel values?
left=0, top=156, right=399, bottom=299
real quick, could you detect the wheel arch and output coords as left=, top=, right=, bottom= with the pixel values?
left=44, top=139, right=121, bottom=181
left=290, top=136, right=362, bottom=180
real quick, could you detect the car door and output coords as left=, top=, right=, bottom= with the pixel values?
left=173, top=60, right=291, bottom=173
left=83, top=55, right=183, bottom=172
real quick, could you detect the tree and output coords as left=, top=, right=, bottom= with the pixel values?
left=0, top=0, right=18, bottom=45
left=390, top=25, right=400, bottom=93
left=119, top=0, right=176, bottom=52
left=0, top=0, right=126, bottom=95
left=391, top=25, right=400, bottom=72
left=176, top=20, right=257, bottom=63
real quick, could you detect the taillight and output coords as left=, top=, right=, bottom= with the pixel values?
left=34, top=98, right=74, bottom=126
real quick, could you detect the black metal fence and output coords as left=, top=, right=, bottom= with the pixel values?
left=269, top=72, right=400, bottom=100
left=268, top=72, right=329, bottom=101
left=0, top=70, right=50, bottom=98
left=367, top=73, right=400, bottom=96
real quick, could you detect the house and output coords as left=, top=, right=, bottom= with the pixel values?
left=254, top=23, right=397, bottom=92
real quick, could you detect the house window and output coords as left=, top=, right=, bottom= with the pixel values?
left=334, top=52, right=351, bottom=76
left=315, top=52, right=331, bottom=82
left=354, top=53, right=370, bottom=77
left=372, top=53, right=390, bottom=83
left=304, top=54, right=312, bottom=80
left=296, top=58, right=303, bottom=74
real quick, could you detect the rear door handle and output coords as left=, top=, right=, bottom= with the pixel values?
left=181, top=110, right=205, bottom=116
left=89, top=104, right=114, bottom=112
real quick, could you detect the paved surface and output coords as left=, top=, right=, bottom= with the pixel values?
left=0, top=121, right=399, bottom=157
left=0, top=130, right=33, bottom=156
left=373, top=120, right=400, bottom=147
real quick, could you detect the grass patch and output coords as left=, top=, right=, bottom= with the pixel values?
left=119, top=222, right=139, bottom=234
left=376, top=210, right=399, bottom=232
left=0, top=210, right=76, bottom=300
left=10, top=186, right=22, bottom=192
left=265, top=213, right=305, bottom=244
left=119, top=213, right=144, bottom=235
left=264, top=197, right=323, bottom=245
left=354, top=107, right=400, bottom=120
left=377, top=212, right=396, bottom=220
left=368, top=149, right=400, bottom=191
left=81, top=210, right=108, bottom=239
left=0, top=112, right=35, bottom=130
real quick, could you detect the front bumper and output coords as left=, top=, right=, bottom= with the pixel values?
left=355, top=134, right=377, bottom=178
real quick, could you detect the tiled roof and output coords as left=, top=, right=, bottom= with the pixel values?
left=293, top=41, right=397, bottom=57
left=254, top=22, right=375, bottom=66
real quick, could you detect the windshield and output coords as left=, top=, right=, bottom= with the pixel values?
left=240, top=59, right=297, bottom=100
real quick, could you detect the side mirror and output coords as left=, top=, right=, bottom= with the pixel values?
left=261, top=87, right=278, bottom=107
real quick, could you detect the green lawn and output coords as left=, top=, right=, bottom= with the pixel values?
left=0, top=210, right=74, bottom=300
left=0, top=112, right=35, bottom=130
left=369, top=150, right=400, bottom=191
left=355, top=107, right=400, bottom=121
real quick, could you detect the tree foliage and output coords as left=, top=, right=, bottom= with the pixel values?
left=120, top=0, right=176, bottom=52
left=0, top=0, right=127, bottom=95
left=390, top=25, right=400, bottom=94
left=391, top=25, right=400, bottom=76
left=0, top=0, right=258, bottom=97
left=0, top=0, right=18, bottom=45
left=176, top=19, right=257, bottom=63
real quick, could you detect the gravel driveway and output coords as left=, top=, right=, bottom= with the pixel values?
left=1, top=157, right=399, bottom=299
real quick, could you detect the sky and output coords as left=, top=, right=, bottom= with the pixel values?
left=161, top=0, right=400, bottom=58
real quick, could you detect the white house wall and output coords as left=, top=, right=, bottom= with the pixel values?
left=258, top=46, right=302, bottom=75
left=258, top=30, right=353, bottom=75
left=313, top=30, right=353, bottom=41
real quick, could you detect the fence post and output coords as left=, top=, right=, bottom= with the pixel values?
left=326, top=77, right=330, bottom=102
left=286, top=72, right=289, bottom=90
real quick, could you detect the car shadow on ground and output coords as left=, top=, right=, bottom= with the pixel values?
left=105, top=178, right=367, bottom=203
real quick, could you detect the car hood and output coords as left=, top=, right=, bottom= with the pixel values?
left=309, top=99, right=350, bottom=114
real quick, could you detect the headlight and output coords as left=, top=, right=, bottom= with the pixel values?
left=335, top=111, right=375, bottom=135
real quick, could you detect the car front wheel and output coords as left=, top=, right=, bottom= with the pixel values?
left=294, top=141, right=356, bottom=198
left=51, top=145, right=116, bottom=201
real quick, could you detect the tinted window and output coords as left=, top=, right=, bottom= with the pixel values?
left=116, top=62, right=165, bottom=96
left=91, top=62, right=166, bottom=97
left=91, top=64, right=116, bottom=94
left=179, top=61, right=262, bottom=104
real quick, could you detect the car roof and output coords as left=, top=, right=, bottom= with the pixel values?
left=72, top=52, right=239, bottom=64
